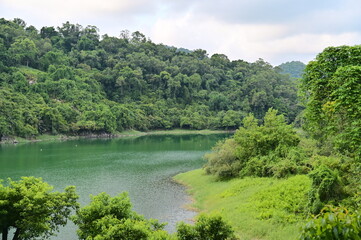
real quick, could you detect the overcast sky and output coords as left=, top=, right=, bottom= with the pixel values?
left=1, top=0, right=360, bottom=65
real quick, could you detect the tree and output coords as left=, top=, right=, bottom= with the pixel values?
left=221, top=110, right=243, bottom=129
left=0, top=177, right=78, bottom=240
left=72, top=192, right=168, bottom=240
left=57, top=21, right=83, bottom=51
left=40, top=26, right=58, bottom=39
left=9, top=38, right=38, bottom=67
left=204, top=109, right=302, bottom=179
left=177, top=214, right=237, bottom=240
left=302, top=45, right=361, bottom=159
left=12, top=18, right=26, bottom=29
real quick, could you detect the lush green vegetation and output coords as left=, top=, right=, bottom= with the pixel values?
left=175, top=169, right=311, bottom=240
left=299, top=206, right=361, bottom=240
left=0, top=17, right=301, bottom=141
left=1, top=15, right=361, bottom=239
left=0, top=177, right=78, bottom=240
left=199, top=45, right=361, bottom=239
left=302, top=45, right=361, bottom=159
left=204, top=109, right=306, bottom=179
left=0, top=177, right=236, bottom=240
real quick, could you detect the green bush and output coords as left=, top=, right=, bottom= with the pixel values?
left=307, top=166, right=344, bottom=214
left=299, top=206, right=361, bottom=240
left=177, top=214, right=237, bottom=240
left=205, top=109, right=306, bottom=179
left=72, top=192, right=169, bottom=240
left=204, top=138, right=240, bottom=179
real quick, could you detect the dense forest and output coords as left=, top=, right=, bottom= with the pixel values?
left=0, top=18, right=302, bottom=141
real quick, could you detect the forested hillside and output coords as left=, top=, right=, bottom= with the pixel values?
left=277, top=61, right=305, bottom=79
left=0, top=18, right=301, bottom=140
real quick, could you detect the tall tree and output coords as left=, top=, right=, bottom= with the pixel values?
left=9, top=38, right=38, bottom=67
left=302, top=45, right=361, bottom=158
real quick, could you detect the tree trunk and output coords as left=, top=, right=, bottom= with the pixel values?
left=12, top=229, right=20, bottom=240
left=2, top=227, right=8, bottom=240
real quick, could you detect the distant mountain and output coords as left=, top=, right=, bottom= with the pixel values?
left=277, top=61, right=306, bottom=79
left=164, top=45, right=193, bottom=54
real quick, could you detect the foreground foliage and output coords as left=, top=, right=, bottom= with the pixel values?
left=72, top=192, right=169, bottom=240
left=177, top=214, right=236, bottom=240
left=299, top=206, right=361, bottom=240
left=0, top=178, right=236, bottom=240
left=72, top=192, right=237, bottom=240
left=0, top=177, right=78, bottom=240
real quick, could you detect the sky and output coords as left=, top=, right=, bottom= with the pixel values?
left=0, top=0, right=360, bottom=66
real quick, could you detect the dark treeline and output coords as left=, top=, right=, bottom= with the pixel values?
left=0, top=18, right=302, bottom=140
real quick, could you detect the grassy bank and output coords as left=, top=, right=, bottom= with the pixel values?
left=0, top=129, right=233, bottom=144
left=174, top=169, right=311, bottom=240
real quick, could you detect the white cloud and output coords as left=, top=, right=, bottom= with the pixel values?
left=1, top=0, right=360, bottom=65
left=1, top=0, right=151, bottom=16
left=152, top=13, right=361, bottom=65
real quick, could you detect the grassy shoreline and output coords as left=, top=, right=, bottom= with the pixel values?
left=0, top=129, right=234, bottom=144
left=174, top=169, right=311, bottom=240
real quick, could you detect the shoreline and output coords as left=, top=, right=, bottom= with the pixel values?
left=173, top=169, right=311, bottom=240
left=0, top=129, right=235, bottom=145
left=172, top=176, right=200, bottom=214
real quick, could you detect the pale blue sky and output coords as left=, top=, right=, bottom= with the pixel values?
left=1, top=0, right=360, bottom=65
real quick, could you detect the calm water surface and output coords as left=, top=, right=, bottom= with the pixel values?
left=0, top=134, right=229, bottom=239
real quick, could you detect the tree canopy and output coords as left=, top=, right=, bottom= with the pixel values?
left=302, top=45, right=361, bottom=159
left=0, top=177, right=78, bottom=240
left=204, top=109, right=304, bottom=179
left=0, top=17, right=301, bottom=140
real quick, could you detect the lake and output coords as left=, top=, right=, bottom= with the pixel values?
left=0, top=133, right=229, bottom=239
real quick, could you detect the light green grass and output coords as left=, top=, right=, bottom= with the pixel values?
left=174, top=169, right=312, bottom=240
left=142, top=129, right=233, bottom=135
left=34, top=134, right=76, bottom=141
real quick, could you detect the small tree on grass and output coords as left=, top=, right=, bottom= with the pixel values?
left=177, top=213, right=237, bottom=240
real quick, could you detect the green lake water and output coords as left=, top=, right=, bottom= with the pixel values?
left=0, top=134, right=230, bottom=239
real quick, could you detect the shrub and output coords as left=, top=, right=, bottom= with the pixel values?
left=299, top=206, right=361, bottom=240
left=177, top=214, right=237, bottom=240
left=204, top=109, right=304, bottom=179
left=307, top=166, right=344, bottom=214
left=204, top=138, right=240, bottom=179
left=72, top=192, right=169, bottom=240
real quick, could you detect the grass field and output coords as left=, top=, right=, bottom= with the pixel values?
left=174, top=169, right=312, bottom=240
